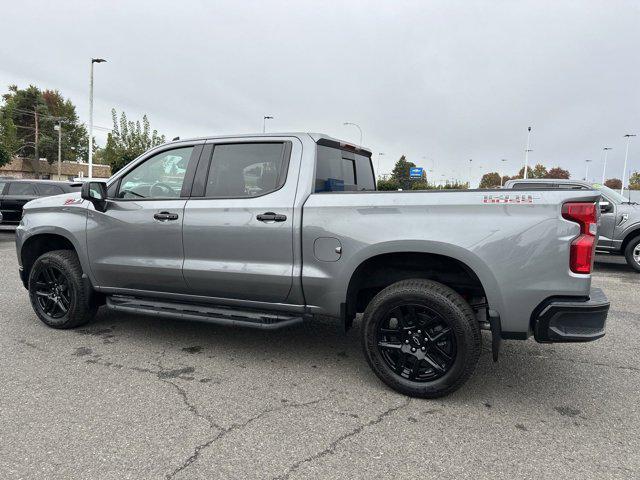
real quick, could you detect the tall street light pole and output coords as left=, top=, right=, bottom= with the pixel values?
left=343, top=122, right=363, bottom=145
left=263, top=115, right=274, bottom=133
left=500, top=159, right=508, bottom=186
left=601, top=147, right=612, bottom=183
left=523, top=126, right=532, bottom=179
left=377, top=152, right=385, bottom=177
left=54, top=121, right=62, bottom=179
left=621, top=134, right=637, bottom=195
left=585, top=159, right=592, bottom=181
left=88, top=58, right=106, bottom=179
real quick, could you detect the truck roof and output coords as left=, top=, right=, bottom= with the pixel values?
left=161, top=132, right=373, bottom=156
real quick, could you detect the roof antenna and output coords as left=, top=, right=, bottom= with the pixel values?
left=172, top=136, right=180, bottom=141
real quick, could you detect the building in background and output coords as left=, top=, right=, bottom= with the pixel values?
left=0, top=157, right=111, bottom=180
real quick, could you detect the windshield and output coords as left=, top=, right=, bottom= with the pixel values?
left=590, top=183, right=629, bottom=204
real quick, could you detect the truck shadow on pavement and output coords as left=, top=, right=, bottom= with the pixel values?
left=77, top=306, right=590, bottom=405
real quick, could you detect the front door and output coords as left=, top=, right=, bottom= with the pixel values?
left=182, top=140, right=297, bottom=303
left=87, top=144, right=200, bottom=293
left=598, top=197, right=617, bottom=248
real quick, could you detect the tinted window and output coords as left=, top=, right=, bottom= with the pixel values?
left=37, top=184, right=64, bottom=196
left=0, top=182, right=6, bottom=194
left=7, top=183, right=36, bottom=195
left=117, top=146, right=194, bottom=199
left=511, top=182, right=556, bottom=190
left=355, top=155, right=375, bottom=190
left=315, top=145, right=375, bottom=192
left=205, top=143, right=287, bottom=198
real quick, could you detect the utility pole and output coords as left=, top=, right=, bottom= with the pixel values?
left=621, top=134, right=637, bottom=195
left=500, top=159, right=508, bottom=186
left=523, top=126, right=532, bottom=179
left=468, top=159, right=473, bottom=187
left=89, top=58, right=107, bottom=179
left=601, top=147, right=612, bottom=183
left=377, top=152, right=385, bottom=177
left=263, top=115, right=274, bottom=133
left=54, top=121, right=62, bottom=179
left=585, top=159, right=592, bottom=181
left=34, top=108, right=39, bottom=178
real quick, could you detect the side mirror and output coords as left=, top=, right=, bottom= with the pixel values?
left=81, top=181, right=108, bottom=212
left=600, top=201, right=612, bottom=214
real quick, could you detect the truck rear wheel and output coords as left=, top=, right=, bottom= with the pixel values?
left=28, top=250, right=97, bottom=329
left=624, top=236, right=640, bottom=273
left=361, top=279, right=481, bottom=398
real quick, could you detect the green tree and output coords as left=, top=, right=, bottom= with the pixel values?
left=390, top=155, right=424, bottom=190
left=411, top=180, right=433, bottom=190
left=0, top=85, right=89, bottom=175
left=531, top=164, right=548, bottom=179
left=376, top=178, right=400, bottom=191
left=479, top=172, right=502, bottom=188
left=104, top=109, right=166, bottom=173
left=545, top=167, right=570, bottom=179
left=442, top=181, right=469, bottom=190
left=629, top=172, right=640, bottom=190
left=515, top=166, right=534, bottom=179
left=605, top=178, right=622, bottom=189
left=0, top=143, right=10, bottom=167
left=40, top=89, right=89, bottom=163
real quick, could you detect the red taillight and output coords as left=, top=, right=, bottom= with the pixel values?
left=562, top=202, right=597, bottom=274
left=569, top=234, right=595, bottom=273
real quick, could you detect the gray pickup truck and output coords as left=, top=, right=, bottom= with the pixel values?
left=505, top=178, right=640, bottom=272
left=15, top=133, right=609, bottom=398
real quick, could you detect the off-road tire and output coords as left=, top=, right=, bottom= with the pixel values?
left=624, top=236, right=640, bottom=273
left=361, top=279, right=481, bottom=398
left=28, top=250, right=97, bottom=329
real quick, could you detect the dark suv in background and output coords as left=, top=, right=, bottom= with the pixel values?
left=0, top=179, right=81, bottom=226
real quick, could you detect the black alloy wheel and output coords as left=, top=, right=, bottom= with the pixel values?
left=376, top=304, right=457, bottom=382
left=33, top=265, right=71, bottom=319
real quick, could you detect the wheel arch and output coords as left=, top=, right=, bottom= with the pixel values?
left=342, top=241, right=502, bottom=330
left=19, top=229, right=85, bottom=285
left=621, top=225, right=640, bottom=253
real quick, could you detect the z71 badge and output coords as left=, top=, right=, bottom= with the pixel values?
left=483, top=193, right=534, bottom=204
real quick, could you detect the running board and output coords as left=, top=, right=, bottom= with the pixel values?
left=106, top=295, right=306, bottom=330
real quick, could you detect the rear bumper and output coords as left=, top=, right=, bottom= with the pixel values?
left=533, top=288, right=609, bottom=343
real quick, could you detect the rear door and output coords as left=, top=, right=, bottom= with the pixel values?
left=182, top=139, right=297, bottom=302
left=2, top=182, right=38, bottom=224
left=87, top=144, right=201, bottom=293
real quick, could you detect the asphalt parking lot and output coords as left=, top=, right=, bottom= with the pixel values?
left=0, top=230, right=638, bottom=480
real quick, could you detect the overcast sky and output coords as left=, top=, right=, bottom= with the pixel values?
left=2, top=0, right=639, bottom=185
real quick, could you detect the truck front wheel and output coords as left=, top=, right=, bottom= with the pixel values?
left=28, top=250, right=97, bottom=329
left=623, top=236, right=640, bottom=273
left=361, top=279, right=481, bottom=398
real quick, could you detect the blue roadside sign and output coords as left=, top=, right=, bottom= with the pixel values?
left=409, top=167, right=423, bottom=178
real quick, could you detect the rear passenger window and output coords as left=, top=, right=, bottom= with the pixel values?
left=7, top=183, right=36, bottom=195
left=205, top=143, right=288, bottom=198
left=37, top=184, right=64, bottom=196
left=315, top=145, right=375, bottom=192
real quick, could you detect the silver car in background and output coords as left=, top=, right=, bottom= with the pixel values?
left=505, top=178, right=640, bottom=271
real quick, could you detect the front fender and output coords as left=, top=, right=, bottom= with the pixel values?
left=16, top=202, right=91, bottom=283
